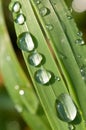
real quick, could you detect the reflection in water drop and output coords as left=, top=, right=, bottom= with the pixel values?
left=17, top=32, right=35, bottom=52
left=29, top=52, right=43, bottom=66
left=35, top=68, right=52, bottom=84
left=15, top=13, right=25, bottom=25
left=56, top=93, right=77, bottom=122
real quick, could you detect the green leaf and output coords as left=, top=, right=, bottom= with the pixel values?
left=10, top=0, right=86, bottom=130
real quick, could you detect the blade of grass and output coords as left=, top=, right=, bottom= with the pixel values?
left=12, top=0, right=86, bottom=130
left=0, top=1, right=51, bottom=130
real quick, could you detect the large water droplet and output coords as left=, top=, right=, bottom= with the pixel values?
left=56, top=93, right=77, bottom=122
left=68, top=124, right=75, bottom=130
left=17, top=32, right=35, bottom=52
left=29, top=52, right=43, bottom=66
left=15, top=13, right=25, bottom=25
left=9, top=1, right=21, bottom=13
left=46, top=24, right=53, bottom=30
left=15, top=104, right=23, bottom=113
left=35, top=68, right=52, bottom=84
left=19, top=90, right=24, bottom=95
left=39, top=7, right=49, bottom=16
left=75, top=38, right=85, bottom=45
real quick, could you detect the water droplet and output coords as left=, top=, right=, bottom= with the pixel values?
left=19, top=90, right=24, bottom=95
left=9, top=1, right=21, bottom=13
left=80, top=65, right=86, bottom=80
left=39, top=7, right=49, bottom=16
left=75, top=38, right=85, bottom=45
left=67, top=15, right=73, bottom=20
left=55, top=76, right=61, bottom=81
left=35, top=68, right=52, bottom=84
left=29, top=52, right=43, bottom=66
left=36, top=0, right=41, bottom=4
left=15, top=104, right=23, bottom=113
left=56, top=93, right=77, bottom=122
left=77, top=31, right=83, bottom=37
left=68, top=124, right=75, bottom=130
left=15, top=13, right=25, bottom=25
left=46, top=24, right=53, bottom=30
left=17, top=32, right=35, bottom=52
left=15, top=85, right=19, bottom=90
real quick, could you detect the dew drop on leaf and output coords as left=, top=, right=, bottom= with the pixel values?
left=29, top=52, right=43, bottom=67
left=15, top=85, right=19, bottom=90
left=17, top=32, right=35, bottom=52
left=67, top=15, right=73, bottom=20
left=56, top=93, right=77, bottom=122
left=15, top=13, right=25, bottom=25
left=77, top=31, right=83, bottom=37
left=75, top=38, right=85, bottom=45
left=12, top=1, right=21, bottom=13
left=9, top=1, right=21, bottom=13
left=36, top=0, right=41, bottom=4
left=80, top=65, right=86, bottom=80
left=39, top=7, right=49, bottom=16
left=19, top=90, right=24, bottom=96
left=35, top=68, right=52, bottom=84
left=46, top=24, right=53, bottom=30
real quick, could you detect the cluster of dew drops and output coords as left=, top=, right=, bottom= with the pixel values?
left=8, top=1, right=86, bottom=129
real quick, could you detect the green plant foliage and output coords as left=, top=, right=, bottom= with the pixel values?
left=1, top=0, right=86, bottom=130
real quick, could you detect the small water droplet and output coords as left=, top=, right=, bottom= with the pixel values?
left=35, top=68, right=52, bottom=84
left=39, top=7, right=49, bottom=16
left=56, top=93, right=77, bottom=122
left=17, top=32, right=35, bottom=52
left=15, top=104, right=23, bottom=113
left=29, top=52, right=43, bottom=66
left=46, top=24, right=53, bottom=30
left=36, top=0, right=41, bottom=4
left=75, top=38, right=85, bottom=45
left=15, top=85, right=19, bottom=90
left=80, top=65, right=86, bottom=80
left=19, top=90, right=24, bottom=95
left=55, top=76, right=61, bottom=81
left=15, top=13, right=25, bottom=25
left=68, top=124, right=75, bottom=130
left=77, top=31, right=83, bottom=37
left=67, top=15, right=73, bottom=20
